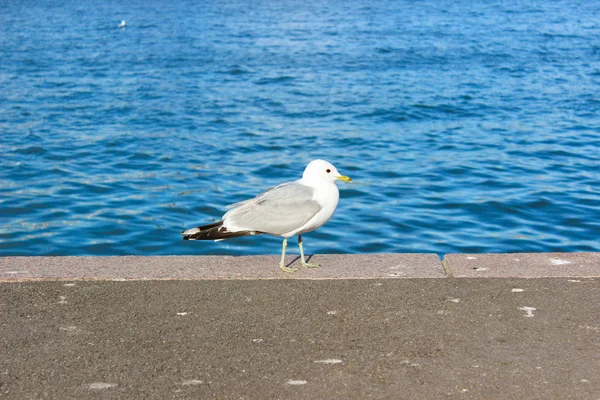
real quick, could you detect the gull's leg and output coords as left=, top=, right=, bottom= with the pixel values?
left=280, top=238, right=298, bottom=273
left=298, top=234, right=320, bottom=268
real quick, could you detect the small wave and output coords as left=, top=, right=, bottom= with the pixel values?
left=254, top=76, right=296, bottom=85
left=375, top=47, right=395, bottom=54
left=354, top=108, right=410, bottom=122
left=216, top=66, right=252, bottom=75
left=15, top=146, right=46, bottom=155
left=129, top=152, right=154, bottom=161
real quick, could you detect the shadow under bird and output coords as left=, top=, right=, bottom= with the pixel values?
left=181, top=159, right=352, bottom=272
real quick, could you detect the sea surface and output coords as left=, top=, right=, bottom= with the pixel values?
left=1, top=0, right=600, bottom=257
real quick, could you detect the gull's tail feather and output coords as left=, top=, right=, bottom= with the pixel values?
left=181, top=221, right=261, bottom=241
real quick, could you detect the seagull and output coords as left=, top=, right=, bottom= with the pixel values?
left=181, top=159, right=352, bottom=272
left=118, top=20, right=126, bottom=28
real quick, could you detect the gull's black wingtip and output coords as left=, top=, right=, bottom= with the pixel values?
left=181, top=220, right=263, bottom=241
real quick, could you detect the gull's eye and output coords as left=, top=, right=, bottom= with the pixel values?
left=326, top=169, right=331, bottom=173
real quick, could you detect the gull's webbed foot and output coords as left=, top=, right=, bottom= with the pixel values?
left=301, top=260, right=320, bottom=269
left=280, top=264, right=300, bottom=273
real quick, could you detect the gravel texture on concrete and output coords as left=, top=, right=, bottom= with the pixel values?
left=2, top=278, right=599, bottom=399
left=444, top=252, right=600, bottom=278
left=0, top=254, right=445, bottom=281
left=2, top=254, right=600, bottom=399
left=3, top=253, right=600, bottom=282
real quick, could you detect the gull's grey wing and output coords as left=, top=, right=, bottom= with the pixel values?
left=222, top=182, right=321, bottom=235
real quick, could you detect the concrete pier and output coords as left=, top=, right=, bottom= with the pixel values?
left=1, top=253, right=599, bottom=399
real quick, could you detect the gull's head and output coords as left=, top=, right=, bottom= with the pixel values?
left=303, top=159, right=352, bottom=184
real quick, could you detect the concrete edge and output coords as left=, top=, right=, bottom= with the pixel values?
left=2, top=253, right=599, bottom=282
left=0, top=277, right=448, bottom=283
left=443, top=252, right=600, bottom=278
left=0, top=254, right=446, bottom=281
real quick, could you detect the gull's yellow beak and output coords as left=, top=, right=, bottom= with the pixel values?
left=337, top=175, right=352, bottom=183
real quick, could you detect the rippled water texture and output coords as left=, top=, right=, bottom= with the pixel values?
left=1, top=0, right=599, bottom=256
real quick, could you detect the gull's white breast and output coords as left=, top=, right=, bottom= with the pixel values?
left=287, top=180, right=339, bottom=237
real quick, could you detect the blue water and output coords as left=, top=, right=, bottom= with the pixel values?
left=1, top=0, right=600, bottom=257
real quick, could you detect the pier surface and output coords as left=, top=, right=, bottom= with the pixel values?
left=1, top=253, right=599, bottom=399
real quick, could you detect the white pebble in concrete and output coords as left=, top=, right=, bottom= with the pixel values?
left=181, top=379, right=203, bottom=386
left=511, top=288, right=524, bottom=293
left=549, top=258, right=571, bottom=265
left=580, top=325, right=600, bottom=332
left=59, top=326, right=79, bottom=332
left=88, top=382, right=117, bottom=390
left=518, top=306, right=536, bottom=317
left=314, top=359, right=343, bottom=364
left=286, top=380, right=307, bottom=385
